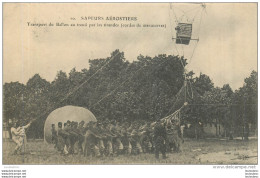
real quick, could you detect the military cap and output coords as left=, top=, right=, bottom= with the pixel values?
left=58, top=122, right=62, bottom=127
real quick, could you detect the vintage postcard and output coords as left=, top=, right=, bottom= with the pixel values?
left=1, top=2, right=258, bottom=175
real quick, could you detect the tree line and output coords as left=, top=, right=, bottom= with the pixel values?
left=3, top=50, right=257, bottom=139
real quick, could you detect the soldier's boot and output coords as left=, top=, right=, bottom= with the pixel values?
left=99, top=140, right=105, bottom=156
left=118, top=142, right=124, bottom=155
left=147, top=141, right=152, bottom=154
left=94, top=145, right=101, bottom=157
left=107, top=141, right=113, bottom=156
left=125, top=143, right=132, bottom=155
left=136, top=142, right=143, bottom=154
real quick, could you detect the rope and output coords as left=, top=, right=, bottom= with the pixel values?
left=197, top=7, right=205, bottom=38
left=187, top=7, right=205, bottom=64
left=35, top=27, right=149, bottom=120
left=171, top=4, right=180, bottom=24
left=167, top=4, right=205, bottom=119
left=174, top=6, right=200, bottom=23
left=190, top=7, right=202, bottom=23
left=61, top=54, right=117, bottom=103
left=188, top=41, right=199, bottom=64
left=169, top=3, right=181, bottom=57
left=90, top=54, right=173, bottom=109
left=61, top=27, right=149, bottom=103
left=168, top=3, right=174, bottom=41
left=165, top=84, right=185, bottom=116
left=165, top=4, right=208, bottom=121
left=187, top=80, right=194, bottom=99
left=90, top=30, right=184, bottom=110
left=185, top=6, right=201, bottom=15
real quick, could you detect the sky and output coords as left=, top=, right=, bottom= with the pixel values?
left=3, top=3, right=257, bottom=90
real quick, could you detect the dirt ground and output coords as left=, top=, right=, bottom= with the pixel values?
left=2, top=138, right=257, bottom=165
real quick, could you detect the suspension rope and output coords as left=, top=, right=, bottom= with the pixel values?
left=165, top=84, right=185, bottom=116
left=171, top=4, right=180, bottom=24
left=187, top=7, right=205, bottom=65
left=90, top=55, right=172, bottom=109
left=197, top=7, right=205, bottom=38
left=166, top=3, right=207, bottom=119
left=35, top=27, right=149, bottom=120
left=190, top=6, right=202, bottom=23
left=174, top=6, right=200, bottom=23
left=188, top=41, right=199, bottom=64
left=187, top=80, right=194, bottom=99
left=90, top=26, right=187, bottom=110
left=61, top=28, right=150, bottom=103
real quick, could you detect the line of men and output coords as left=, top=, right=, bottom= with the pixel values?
left=51, top=118, right=184, bottom=159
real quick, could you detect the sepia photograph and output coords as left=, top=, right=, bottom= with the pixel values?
left=2, top=2, right=257, bottom=167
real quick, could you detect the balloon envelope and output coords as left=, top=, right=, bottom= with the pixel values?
left=44, top=105, right=96, bottom=143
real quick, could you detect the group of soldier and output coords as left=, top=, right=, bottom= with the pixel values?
left=51, top=118, right=184, bottom=159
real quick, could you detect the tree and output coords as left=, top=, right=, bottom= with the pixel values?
left=25, top=74, right=51, bottom=139
left=232, top=71, right=257, bottom=140
left=3, top=82, right=26, bottom=124
left=7, top=50, right=255, bottom=140
left=49, top=70, right=70, bottom=108
left=193, top=73, right=214, bottom=95
left=202, top=87, right=232, bottom=136
left=25, top=74, right=51, bottom=118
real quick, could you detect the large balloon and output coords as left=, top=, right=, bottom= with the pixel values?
left=44, top=105, right=96, bottom=143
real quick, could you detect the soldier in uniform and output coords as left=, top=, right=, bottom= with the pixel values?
left=56, top=122, right=67, bottom=154
left=102, top=120, right=114, bottom=156
left=111, top=121, right=123, bottom=156
left=63, top=120, right=73, bottom=154
left=141, top=124, right=153, bottom=153
left=51, top=124, right=58, bottom=147
left=95, top=122, right=105, bottom=156
left=86, top=122, right=102, bottom=157
left=121, top=127, right=132, bottom=155
left=84, top=121, right=98, bottom=157
left=77, top=121, right=85, bottom=154
left=130, top=128, right=143, bottom=155
left=170, top=118, right=182, bottom=152
left=69, top=121, right=81, bottom=154
left=166, top=123, right=175, bottom=152
left=153, top=119, right=167, bottom=159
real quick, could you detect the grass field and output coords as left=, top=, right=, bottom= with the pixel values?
left=3, top=138, right=257, bottom=165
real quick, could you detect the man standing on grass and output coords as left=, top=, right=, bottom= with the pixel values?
left=11, top=120, right=32, bottom=155
left=153, top=119, right=167, bottom=159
